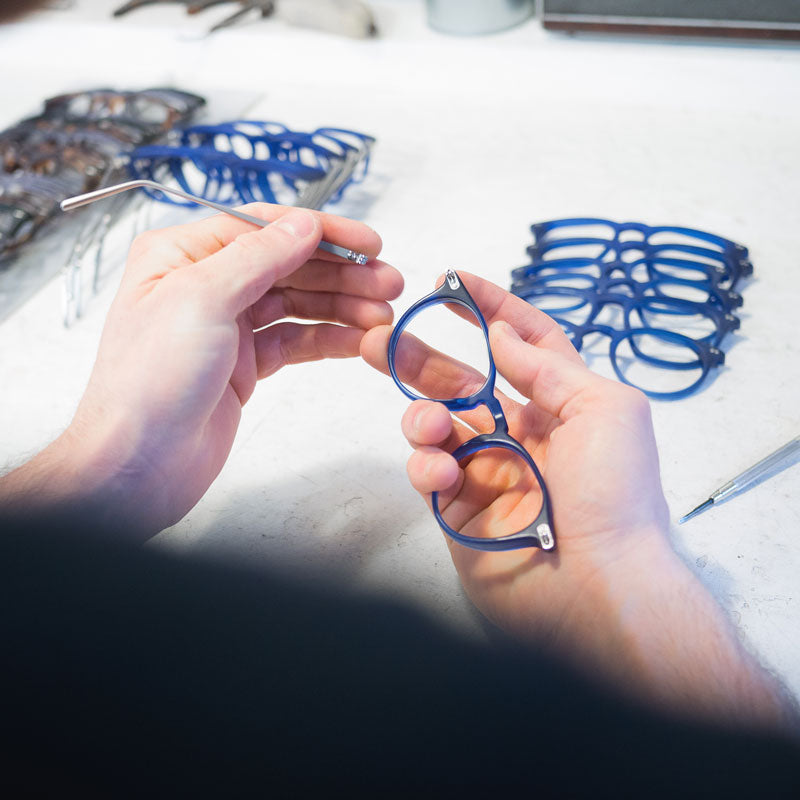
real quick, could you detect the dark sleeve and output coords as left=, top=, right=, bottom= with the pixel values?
left=1, top=513, right=798, bottom=796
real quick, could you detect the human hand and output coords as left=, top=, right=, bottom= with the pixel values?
left=361, top=271, right=674, bottom=640
left=33, top=205, right=401, bottom=536
left=362, top=272, right=799, bottom=727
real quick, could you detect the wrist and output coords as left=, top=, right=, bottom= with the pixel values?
left=553, top=529, right=693, bottom=671
left=0, top=412, right=163, bottom=540
left=542, top=524, right=680, bottom=660
left=548, top=530, right=793, bottom=730
left=62, top=406, right=176, bottom=537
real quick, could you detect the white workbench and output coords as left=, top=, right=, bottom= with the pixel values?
left=1, top=1, right=799, bottom=698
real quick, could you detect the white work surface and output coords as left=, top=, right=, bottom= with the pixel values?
left=1, top=2, right=799, bottom=698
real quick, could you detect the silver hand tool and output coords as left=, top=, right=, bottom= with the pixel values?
left=680, top=435, right=800, bottom=523
left=60, top=179, right=369, bottom=264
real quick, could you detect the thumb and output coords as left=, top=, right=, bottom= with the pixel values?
left=489, top=320, right=603, bottom=420
left=193, top=208, right=322, bottom=317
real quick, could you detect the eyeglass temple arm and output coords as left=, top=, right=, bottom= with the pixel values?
left=60, top=179, right=369, bottom=265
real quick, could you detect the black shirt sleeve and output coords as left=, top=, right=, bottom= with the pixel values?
left=1, top=513, right=798, bottom=796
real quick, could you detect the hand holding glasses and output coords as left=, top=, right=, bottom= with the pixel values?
left=388, top=270, right=555, bottom=553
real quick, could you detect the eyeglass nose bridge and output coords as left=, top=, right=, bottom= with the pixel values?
left=557, top=319, right=616, bottom=350
left=480, top=393, right=510, bottom=436
left=390, top=270, right=557, bottom=553
left=616, top=221, right=650, bottom=242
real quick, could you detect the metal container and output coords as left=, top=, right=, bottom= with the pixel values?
left=426, top=0, right=534, bottom=35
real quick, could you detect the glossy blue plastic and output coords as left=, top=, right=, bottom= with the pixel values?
left=127, top=144, right=326, bottom=206
left=554, top=315, right=725, bottom=400
left=513, top=249, right=751, bottom=294
left=517, top=287, right=737, bottom=376
left=517, top=281, right=739, bottom=332
left=126, top=121, right=375, bottom=208
left=530, top=217, right=749, bottom=259
left=388, top=270, right=555, bottom=553
left=512, top=218, right=751, bottom=399
left=526, top=237, right=752, bottom=287
left=512, top=269, right=743, bottom=313
left=175, top=122, right=374, bottom=203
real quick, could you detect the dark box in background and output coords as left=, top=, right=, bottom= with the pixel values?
left=542, top=1, right=800, bottom=40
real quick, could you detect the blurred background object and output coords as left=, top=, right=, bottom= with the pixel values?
left=112, top=0, right=378, bottom=38
left=0, top=1, right=51, bottom=23
left=0, top=88, right=205, bottom=264
left=541, top=0, right=800, bottom=41
left=0, top=88, right=205, bottom=325
left=0, top=81, right=376, bottom=326
left=426, top=0, right=533, bottom=35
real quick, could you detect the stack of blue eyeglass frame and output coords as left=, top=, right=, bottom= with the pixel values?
left=510, top=218, right=753, bottom=399
left=61, top=117, right=373, bottom=327
left=123, top=120, right=374, bottom=211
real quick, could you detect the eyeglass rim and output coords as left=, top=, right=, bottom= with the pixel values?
left=530, top=217, right=747, bottom=256
left=556, top=318, right=723, bottom=399
left=387, top=288, right=496, bottom=411
left=432, top=436, right=553, bottom=552
left=514, top=249, right=747, bottom=288
left=526, top=236, right=751, bottom=275
left=513, top=271, right=742, bottom=315
left=516, top=285, right=738, bottom=337
left=388, top=270, right=555, bottom=551
left=609, top=329, right=720, bottom=400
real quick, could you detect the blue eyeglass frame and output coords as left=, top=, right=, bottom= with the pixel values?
left=515, top=286, right=740, bottom=349
left=513, top=250, right=750, bottom=296
left=175, top=122, right=374, bottom=195
left=388, top=270, right=555, bottom=553
left=126, top=144, right=327, bottom=205
left=178, top=122, right=341, bottom=165
left=126, top=121, right=375, bottom=209
left=511, top=269, right=743, bottom=313
left=526, top=237, right=752, bottom=282
left=530, top=217, right=749, bottom=260
left=510, top=286, right=733, bottom=398
left=554, top=315, right=725, bottom=400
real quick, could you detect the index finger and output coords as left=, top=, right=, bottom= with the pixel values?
left=442, top=271, right=584, bottom=365
left=140, top=202, right=383, bottom=267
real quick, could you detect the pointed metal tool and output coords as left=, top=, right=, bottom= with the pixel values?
left=680, top=435, right=800, bottom=523
left=60, top=179, right=369, bottom=264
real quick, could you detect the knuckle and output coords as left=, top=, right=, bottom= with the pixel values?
left=280, top=289, right=296, bottom=318
left=128, top=228, right=161, bottom=257
left=613, top=382, right=651, bottom=418
left=227, top=229, right=268, bottom=260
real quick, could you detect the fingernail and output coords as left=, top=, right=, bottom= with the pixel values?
left=412, top=404, right=428, bottom=436
left=274, top=209, right=316, bottom=238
